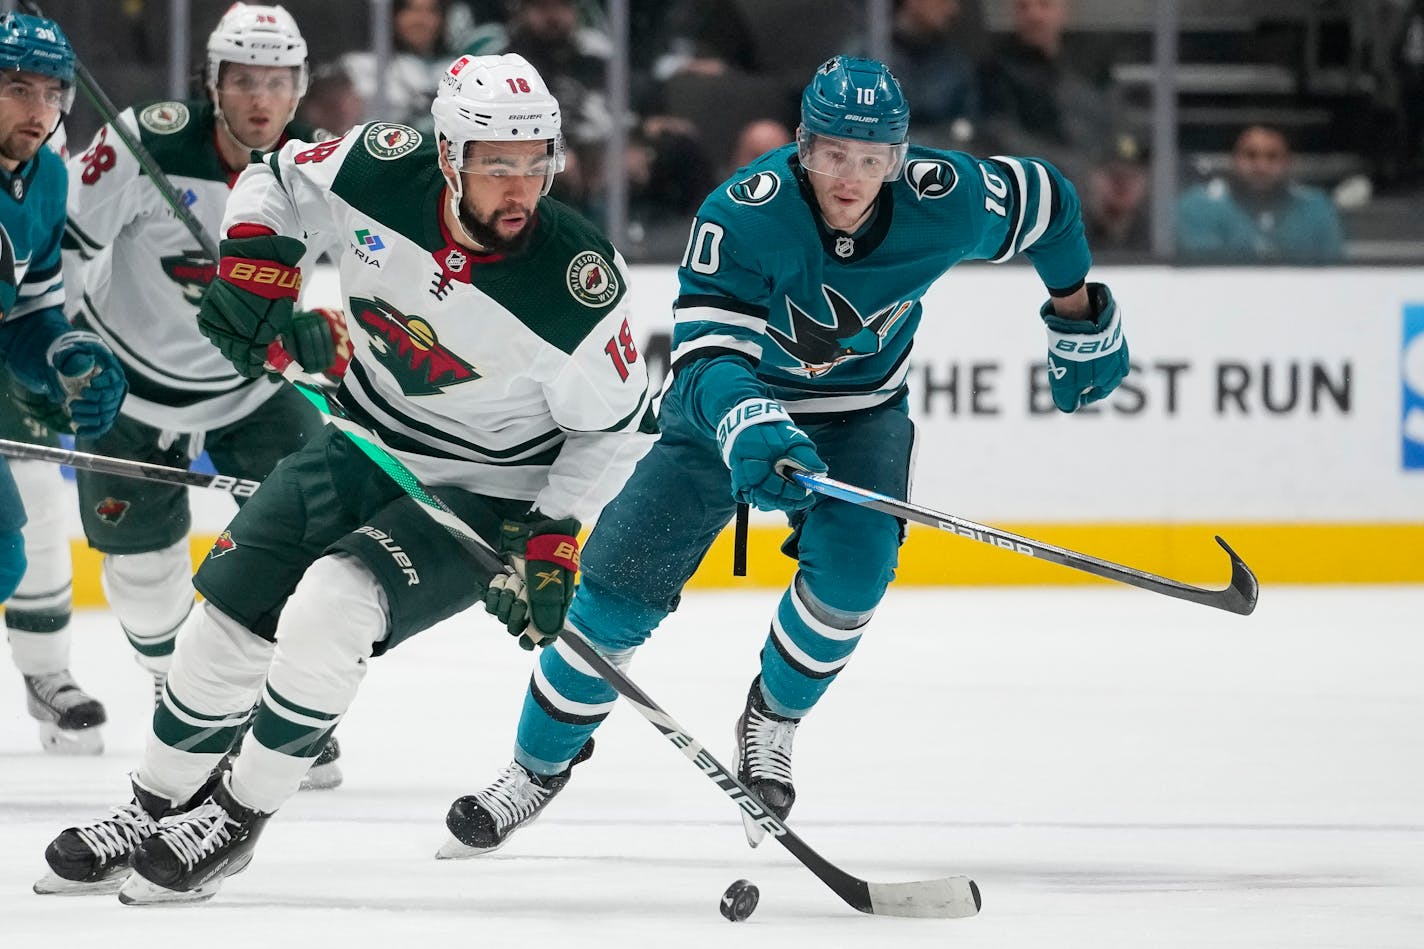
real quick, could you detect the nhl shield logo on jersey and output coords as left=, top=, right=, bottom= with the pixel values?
left=160, top=249, right=217, bottom=303
left=209, top=530, right=236, bottom=559
left=352, top=295, right=480, bottom=395
left=363, top=123, right=423, bottom=160
left=566, top=251, right=619, bottom=308
left=727, top=170, right=780, bottom=206
left=94, top=497, right=130, bottom=526
left=138, top=101, right=190, bottom=134
left=904, top=159, right=958, bottom=200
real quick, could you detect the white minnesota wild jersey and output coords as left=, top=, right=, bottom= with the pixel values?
left=223, top=122, right=657, bottom=520
left=63, top=100, right=328, bottom=432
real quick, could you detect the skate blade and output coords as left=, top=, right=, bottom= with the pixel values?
left=33, top=868, right=128, bottom=896
left=435, top=835, right=507, bottom=860
left=38, top=723, right=104, bottom=756
left=117, top=874, right=221, bottom=906
left=299, top=761, right=343, bottom=791
left=739, top=810, right=768, bottom=849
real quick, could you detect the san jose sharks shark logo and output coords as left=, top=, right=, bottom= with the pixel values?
left=904, top=159, right=958, bottom=199
left=727, top=170, right=780, bottom=206
left=351, top=295, right=479, bottom=395
left=767, top=286, right=914, bottom=377
left=159, top=249, right=216, bottom=303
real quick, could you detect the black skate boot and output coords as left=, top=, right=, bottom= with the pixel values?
left=299, top=734, right=342, bottom=791
left=437, top=739, right=594, bottom=859
left=34, top=776, right=176, bottom=895
left=120, top=771, right=271, bottom=905
left=734, top=676, right=800, bottom=848
left=24, top=670, right=107, bottom=755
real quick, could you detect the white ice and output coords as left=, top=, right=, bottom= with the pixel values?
left=1, top=585, right=1421, bottom=948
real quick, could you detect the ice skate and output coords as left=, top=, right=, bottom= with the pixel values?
left=734, top=676, right=800, bottom=848
left=34, top=777, right=174, bottom=895
left=23, top=670, right=106, bottom=756
left=299, top=734, right=342, bottom=791
left=120, top=772, right=270, bottom=905
left=437, top=739, right=593, bottom=859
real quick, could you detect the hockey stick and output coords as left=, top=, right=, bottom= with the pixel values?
left=0, top=437, right=261, bottom=497
left=22, top=0, right=221, bottom=261
left=782, top=467, right=1259, bottom=616
left=270, top=355, right=980, bottom=919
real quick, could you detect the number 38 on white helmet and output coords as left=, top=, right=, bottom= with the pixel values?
left=431, top=52, right=566, bottom=199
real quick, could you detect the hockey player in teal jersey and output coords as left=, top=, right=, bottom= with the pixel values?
left=0, top=14, right=126, bottom=752
left=443, top=55, right=1130, bottom=856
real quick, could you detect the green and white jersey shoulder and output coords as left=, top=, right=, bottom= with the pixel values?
left=227, top=122, right=656, bottom=520
left=63, top=99, right=330, bottom=431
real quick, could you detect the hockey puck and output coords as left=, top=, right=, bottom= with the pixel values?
left=719, top=879, right=759, bottom=921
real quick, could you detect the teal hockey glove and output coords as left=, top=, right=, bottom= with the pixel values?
left=44, top=332, right=127, bottom=438
left=717, top=398, right=827, bottom=512
left=484, top=513, right=581, bottom=650
left=1041, top=283, right=1129, bottom=413
left=198, top=234, right=305, bottom=379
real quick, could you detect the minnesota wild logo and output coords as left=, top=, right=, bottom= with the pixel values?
left=768, top=285, right=914, bottom=378
left=159, top=249, right=216, bottom=303
left=351, top=296, right=478, bottom=395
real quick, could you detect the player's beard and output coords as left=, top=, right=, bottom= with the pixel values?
left=0, top=125, right=47, bottom=166
left=456, top=199, right=538, bottom=255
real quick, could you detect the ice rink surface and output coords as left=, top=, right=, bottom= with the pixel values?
left=1, top=585, right=1421, bottom=948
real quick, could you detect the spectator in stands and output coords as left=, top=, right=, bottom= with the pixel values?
left=1176, top=125, right=1345, bottom=264
left=727, top=118, right=793, bottom=175
left=339, top=0, right=451, bottom=134
left=978, top=0, right=1119, bottom=186
left=1083, top=132, right=1151, bottom=257
left=872, top=0, right=979, bottom=149
left=296, top=63, right=364, bottom=136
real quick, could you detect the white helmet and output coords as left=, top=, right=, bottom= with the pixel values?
left=206, top=3, right=308, bottom=98
left=431, top=53, right=565, bottom=195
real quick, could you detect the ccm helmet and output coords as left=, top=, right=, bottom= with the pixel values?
left=206, top=3, right=309, bottom=98
left=0, top=12, right=76, bottom=114
left=798, top=56, right=909, bottom=180
left=431, top=52, right=565, bottom=197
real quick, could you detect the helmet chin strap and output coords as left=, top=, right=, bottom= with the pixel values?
left=440, top=163, right=486, bottom=249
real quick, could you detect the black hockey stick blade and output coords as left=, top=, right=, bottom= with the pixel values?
left=276, top=362, right=981, bottom=918
left=557, top=631, right=983, bottom=919
left=787, top=469, right=1259, bottom=616
left=0, top=437, right=261, bottom=497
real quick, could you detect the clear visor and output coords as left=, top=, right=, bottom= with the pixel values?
left=0, top=72, right=76, bottom=114
left=456, top=137, right=566, bottom=193
left=797, top=128, right=907, bottom=181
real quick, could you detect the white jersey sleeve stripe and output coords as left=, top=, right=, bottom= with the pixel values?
left=1017, top=160, right=1053, bottom=254
left=987, top=155, right=1030, bottom=264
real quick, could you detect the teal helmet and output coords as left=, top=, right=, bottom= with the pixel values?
left=800, top=56, right=909, bottom=144
left=0, top=12, right=76, bottom=113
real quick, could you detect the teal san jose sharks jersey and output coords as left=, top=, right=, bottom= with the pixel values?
left=0, top=143, right=71, bottom=396
left=670, top=144, right=1092, bottom=425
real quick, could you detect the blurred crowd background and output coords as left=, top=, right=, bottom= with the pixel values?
left=21, top=0, right=1424, bottom=265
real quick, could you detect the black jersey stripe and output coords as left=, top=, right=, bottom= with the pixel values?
left=343, top=361, right=566, bottom=463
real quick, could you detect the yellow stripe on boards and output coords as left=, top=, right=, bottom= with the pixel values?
left=58, top=524, right=1424, bottom=608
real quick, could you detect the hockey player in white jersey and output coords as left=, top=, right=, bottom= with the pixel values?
left=36, top=52, right=655, bottom=904
left=60, top=4, right=343, bottom=743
